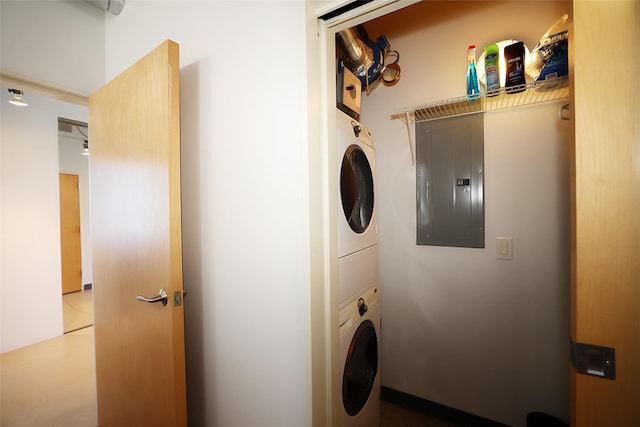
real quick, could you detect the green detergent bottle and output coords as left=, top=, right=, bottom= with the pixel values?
left=484, top=43, right=500, bottom=96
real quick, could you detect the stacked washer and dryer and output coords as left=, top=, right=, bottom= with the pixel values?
left=337, top=109, right=381, bottom=427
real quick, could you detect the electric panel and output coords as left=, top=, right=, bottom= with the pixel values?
left=416, top=114, right=484, bottom=248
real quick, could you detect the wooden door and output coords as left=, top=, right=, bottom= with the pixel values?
left=59, top=173, right=83, bottom=294
left=571, top=1, right=640, bottom=425
left=89, top=40, right=186, bottom=427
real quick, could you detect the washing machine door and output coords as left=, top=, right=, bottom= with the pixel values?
left=341, top=144, right=374, bottom=234
left=342, top=319, right=379, bottom=416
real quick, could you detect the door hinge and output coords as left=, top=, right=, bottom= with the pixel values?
left=570, top=338, right=615, bottom=380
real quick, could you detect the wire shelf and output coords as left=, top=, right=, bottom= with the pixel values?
left=391, top=77, right=570, bottom=124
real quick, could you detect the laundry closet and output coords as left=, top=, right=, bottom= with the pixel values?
left=339, top=2, right=573, bottom=426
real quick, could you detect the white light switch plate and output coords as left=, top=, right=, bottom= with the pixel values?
left=496, top=237, right=513, bottom=260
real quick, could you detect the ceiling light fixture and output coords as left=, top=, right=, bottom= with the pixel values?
left=8, top=88, right=28, bottom=107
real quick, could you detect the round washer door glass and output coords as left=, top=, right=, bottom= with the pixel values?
left=341, top=144, right=374, bottom=234
left=342, top=319, right=378, bottom=416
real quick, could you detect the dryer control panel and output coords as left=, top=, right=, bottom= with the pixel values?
left=339, top=286, right=379, bottom=336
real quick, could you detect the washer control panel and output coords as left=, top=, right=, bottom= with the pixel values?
left=339, top=286, right=379, bottom=336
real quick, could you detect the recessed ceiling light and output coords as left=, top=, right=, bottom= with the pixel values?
left=8, top=88, right=28, bottom=107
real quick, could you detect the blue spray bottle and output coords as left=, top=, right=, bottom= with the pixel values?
left=466, top=45, right=480, bottom=102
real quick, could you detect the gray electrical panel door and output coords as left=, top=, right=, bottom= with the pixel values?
left=416, top=114, right=484, bottom=248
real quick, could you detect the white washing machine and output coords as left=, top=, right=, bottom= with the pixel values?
left=337, top=109, right=377, bottom=259
left=339, top=285, right=381, bottom=427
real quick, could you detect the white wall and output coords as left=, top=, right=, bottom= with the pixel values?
left=0, top=88, right=89, bottom=353
left=103, top=2, right=310, bottom=426
left=0, top=0, right=101, bottom=353
left=58, top=131, right=92, bottom=286
left=362, top=2, right=571, bottom=426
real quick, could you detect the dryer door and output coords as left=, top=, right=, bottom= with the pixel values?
left=341, top=144, right=374, bottom=234
left=342, top=319, right=378, bottom=416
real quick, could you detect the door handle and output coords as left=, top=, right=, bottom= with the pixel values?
left=136, top=288, right=168, bottom=306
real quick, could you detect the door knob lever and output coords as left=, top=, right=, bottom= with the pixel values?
left=136, top=288, right=168, bottom=306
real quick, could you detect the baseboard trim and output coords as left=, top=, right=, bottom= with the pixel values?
left=381, top=386, right=510, bottom=427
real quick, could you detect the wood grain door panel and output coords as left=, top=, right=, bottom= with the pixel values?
left=571, top=1, right=640, bottom=425
left=60, top=173, right=82, bottom=294
left=89, top=40, right=186, bottom=427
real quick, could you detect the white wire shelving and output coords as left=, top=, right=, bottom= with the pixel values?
left=391, top=77, right=570, bottom=164
left=391, top=77, right=569, bottom=124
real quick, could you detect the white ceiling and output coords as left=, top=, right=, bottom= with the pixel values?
left=0, top=1, right=106, bottom=97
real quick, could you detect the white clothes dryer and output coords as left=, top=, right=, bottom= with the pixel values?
left=337, top=109, right=377, bottom=259
left=339, top=285, right=380, bottom=427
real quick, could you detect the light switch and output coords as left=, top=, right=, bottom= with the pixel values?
left=496, top=237, right=513, bottom=260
